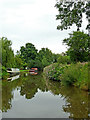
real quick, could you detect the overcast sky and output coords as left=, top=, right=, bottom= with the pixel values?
left=0, top=0, right=88, bottom=54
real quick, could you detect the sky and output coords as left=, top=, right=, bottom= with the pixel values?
left=0, top=0, right=88, bottom=54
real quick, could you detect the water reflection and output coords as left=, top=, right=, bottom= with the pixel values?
left=7, top=74, right=20, bottom=81
left=2, top=82, right=13, bottom=112
left=46, top=80, right=89, bottom=118
left=20, top=72, right=47, bottom=99
left=0, top=81, right=2, bottom=120
left=29, top=71, right=38, bottom=75
left=2, top=74, right=22, bottom=112
left=1, top=72, right=90, bottom=118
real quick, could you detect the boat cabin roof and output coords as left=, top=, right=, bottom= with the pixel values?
left=7, top=68, right=20, bottom=71
left=31, top=68, right=38, bottom=70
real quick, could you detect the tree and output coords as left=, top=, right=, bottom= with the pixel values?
left=1, top=37, right=15, bottom=68
left=63, top=31, right=90, bottom=62
left=52, top=53, right=60, bottom=63
left=39, top=48, right=53, bottom=64
left=20, top=43, right=38, bottom=63
left=20, top=44, right=55, bottom=69
left=42, top=56, right=49, bottom=67
left=14, top=55, right=24, bottom=69
left=27, top=59, right=35, bottom=68
left=57, top=55, right=71, bottom=64
left=55, top=0, right=90, bottom=32
left=34, top=57, right=43, bottom=70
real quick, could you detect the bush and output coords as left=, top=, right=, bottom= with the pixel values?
left=44, top=62, right=89, bottom=90
left=1, top=66, right=9, bottom=79
left=61, top=62, right=89, bottom=90
left=48, top=64, right=68, bottom=81
left=75, top=63, right=89, bottom=90
left=61, top=63, right=82, bottom=86
left=57, top=55, right=71, bottom=64
left=2, top=66, right=7, bottom=72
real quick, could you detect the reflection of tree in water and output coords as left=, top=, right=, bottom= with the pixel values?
left=20, top=81, right=38, bottom=99
left=2, top=73, right=29, bottom=112
left=20, top=72, right=47, bottom=99
left=61, top=87, right=89, bottom=118
left=2, top=76, right=23, bottom=112
left=0, top=82, right=2, bottom=111
left=2, top=72, right=47, bottom=112
left=2, top=72, right=89, bottom=118
left=2, top=82, right=13, bottom=112
left=46, top=79, right=89, bottom=118
left=88, top=95, right=90, bottom=118
left=46, top=79, right=61, bottom=95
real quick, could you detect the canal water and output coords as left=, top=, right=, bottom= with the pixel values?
left=1, top=72, right=90, bottom=118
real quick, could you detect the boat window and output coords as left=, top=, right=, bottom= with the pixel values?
left=7, top=68, right=11, bottom=71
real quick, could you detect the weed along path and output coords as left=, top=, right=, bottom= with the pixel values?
left=1, top=72, right=89, bottom=118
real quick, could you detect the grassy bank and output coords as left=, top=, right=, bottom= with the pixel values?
left=20, top=69, right=29, bottom=72
left=43, top=62, right=89, bottom=91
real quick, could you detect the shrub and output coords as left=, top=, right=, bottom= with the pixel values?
left=1, top=66, right=9, bottom=79
left=75, top=63, right=89, bottom=90
left=61, top=63, right=83, bottom=86
left=44, top=62, right=89, bottom=90
left=2, top=66, right=7, bottom=72
left=57, top=55, right=71, bottom=64
left=48, top=64, right=68, bottom=81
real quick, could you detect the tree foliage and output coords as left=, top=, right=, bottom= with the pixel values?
left=1, top=37, right=15, bottom=68
left=39, top=48, right=53, bottom=66
left=14, top=54, right=24, bottom=69
left=0, top=37, right=26, bottom=69
left=57, top=55, right=71, bottom=64
left=1, top=37, right=63, bottom=70
left=63, top=31, right=90, bottom=62
left=20, top=44, right=56, bottom=69
left=55, top=0, right=90, bottom=31
left=20, top=43, right=38, bottom=62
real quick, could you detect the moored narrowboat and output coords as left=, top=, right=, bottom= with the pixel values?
left=7, top=68, right=20, bottom=74
left=29, top=68, right=38, bottom=75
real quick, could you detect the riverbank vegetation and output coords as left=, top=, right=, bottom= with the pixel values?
left=43, top=31, right=89, bottom=91
left=47, top=0, right=89, bottom=91
left=44, top=62, right=89, bottom=91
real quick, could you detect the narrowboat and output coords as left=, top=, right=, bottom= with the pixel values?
left=7, top=68, right=20, bottom=74
left=29, top=68, right=38, bottom=75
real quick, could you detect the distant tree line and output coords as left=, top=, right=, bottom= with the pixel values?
left=20, top=42, right=59, bottom=70
left=0, top=37, right=60, bottom=70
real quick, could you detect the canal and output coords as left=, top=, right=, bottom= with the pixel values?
left=1, top=72, right=90, bottom=118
